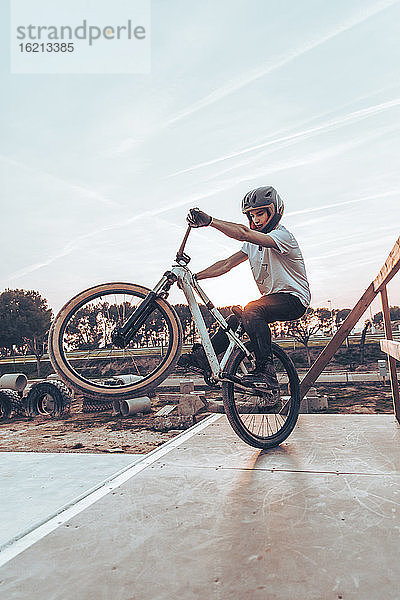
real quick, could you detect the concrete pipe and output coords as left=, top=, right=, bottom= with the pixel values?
left=0, top=373, right=28, bottom=392
left=120, top=397, right=151, bottom=417
left=114, top=374, right=144, bottom=385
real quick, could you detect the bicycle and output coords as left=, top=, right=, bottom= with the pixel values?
left=48, top=226, right=301, bottom=449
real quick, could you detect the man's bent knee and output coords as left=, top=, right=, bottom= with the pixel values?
left=242, top=301, right=265, bottom=327
left=243, top=300, right=262, bottom=315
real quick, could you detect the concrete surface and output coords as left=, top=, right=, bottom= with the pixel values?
left=0, top=415, right=399, bottom=599
left=0, top=452, right=141, bottom=549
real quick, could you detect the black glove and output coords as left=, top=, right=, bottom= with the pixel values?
left=187, top=208, right=212, bottom=228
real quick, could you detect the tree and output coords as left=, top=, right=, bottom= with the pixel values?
left=283, top=308, right=330, bottom=367
left=359, top=319, right=371, bottom=365
left=373, top=306, right=400, bottom=327
left=174, top=304, right=194, bottom=344
left=336, top=308, right=351, bottom=327
left=316, top=308, right=332, bottom=334
left=335, top=308, right=352, bottom=347
left=0, top=289, right=53, bottom=377
left=174, top=304, right=229, bottom=344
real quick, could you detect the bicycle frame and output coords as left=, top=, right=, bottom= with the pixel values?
left=172, top=265, right=250, bottom=378
left=115, top=225, right=251, bottom=380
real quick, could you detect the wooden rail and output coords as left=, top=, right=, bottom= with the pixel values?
left=300, top=234, right=400, bottom=422
left=373, top=236, right=400, bottom=292
left=379, top=285, right=400, bottom=421
left=380, top=340, right=400, bottom=361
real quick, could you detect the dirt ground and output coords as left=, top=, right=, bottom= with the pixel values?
left=0, top=383, right=395, bottom=454
left=0, top=388, right=223, bottom=455
left=315, top=382, right=395, bottom=414
left=0, top=412, right=180, bottom=455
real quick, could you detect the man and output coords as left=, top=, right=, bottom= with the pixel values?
left=179, top=186, right=310, bottom=388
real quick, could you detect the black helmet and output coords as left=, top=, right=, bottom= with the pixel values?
left=242, top=186, right=284, bottom=233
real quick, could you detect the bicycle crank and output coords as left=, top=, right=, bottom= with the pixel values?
left=221, top=373, right=277, bottom=397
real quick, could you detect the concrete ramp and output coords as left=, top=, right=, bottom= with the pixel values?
left=1, top=414, right=400, bottom=599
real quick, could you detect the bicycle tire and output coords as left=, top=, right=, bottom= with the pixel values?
left=222, top=342, right=300, bottom=449
left=48, top=282, right=183, bottom=400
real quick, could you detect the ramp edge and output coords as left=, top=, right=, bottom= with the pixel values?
left=0, top=414, right=221, bottom=567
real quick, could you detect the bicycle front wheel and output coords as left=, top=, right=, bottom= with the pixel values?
left=222, top=343, right=300, bottom=449
left=48, top=282, right=183, bottom=400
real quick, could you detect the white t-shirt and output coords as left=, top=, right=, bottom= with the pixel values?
left=241, top=224, right=311, bottom=307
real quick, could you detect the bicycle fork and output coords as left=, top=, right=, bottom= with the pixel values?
left=111, top=272, right=177, bottom=348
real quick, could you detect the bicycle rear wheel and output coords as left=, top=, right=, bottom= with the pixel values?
left=49, top=282, right=183, bottom=400
left=222, top=343, right=300, bottom=449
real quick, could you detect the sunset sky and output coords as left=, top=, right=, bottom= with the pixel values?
left=1, top=0, right=400, bottom=320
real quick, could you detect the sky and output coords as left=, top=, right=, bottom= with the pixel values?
left=1, top=0, right=400, bottom=320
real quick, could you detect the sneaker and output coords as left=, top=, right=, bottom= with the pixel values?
left=239, top=362, right=279, bottom=390
left=177, top=343, right=210, bottom=373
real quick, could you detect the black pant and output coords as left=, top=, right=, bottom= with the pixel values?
left=211, top=293, right=306, bottom=367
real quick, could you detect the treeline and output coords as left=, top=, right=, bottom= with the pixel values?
left=0, top=289, right=52, bottom=375
left=0, top=288, right=398, bottom=374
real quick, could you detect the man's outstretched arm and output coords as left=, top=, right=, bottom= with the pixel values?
left=186, top=208, right=278, bottom=250
left=196, top=251, right=248, bottom=280
left=211, top=217, right=279, bottom=250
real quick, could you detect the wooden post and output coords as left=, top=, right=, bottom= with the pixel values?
left=300, top=235, right=400, bottom=399
left=380, top=286, right=400, bottom=422
left=300, top=284, right=376, bottom=398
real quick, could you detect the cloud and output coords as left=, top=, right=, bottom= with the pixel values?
left=108, top=137, right=137, bottom=156
left=0, top=154, right=120, bottom=208
left=202, top=124, right=400, bottom=193
left=304, top=223, right=399, bottom=247
left=7, top=175, right=398, bottom=286
left=7, top=138, right=398, bottom=284
left=307, top=234, right=395, bottom=262
left=285, top=190, right=400, bottom=217
left=3, top=185, right=226, bottom=283
left=170, top=96, right=400, bottom=177
left=165, top=0, right=399, bottom=128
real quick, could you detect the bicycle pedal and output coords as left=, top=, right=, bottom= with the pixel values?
left=232, top=381, right=269, bottom=396
left=223, top=373, right=276, bottom=395
left=251, top=383, right=279, bottom=395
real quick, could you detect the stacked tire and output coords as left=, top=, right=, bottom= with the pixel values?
left=26, top=380, right=72, bottom=418
left=0, top=389, right=23, bottom=421
left=82, top=399, right=113, bottom=413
